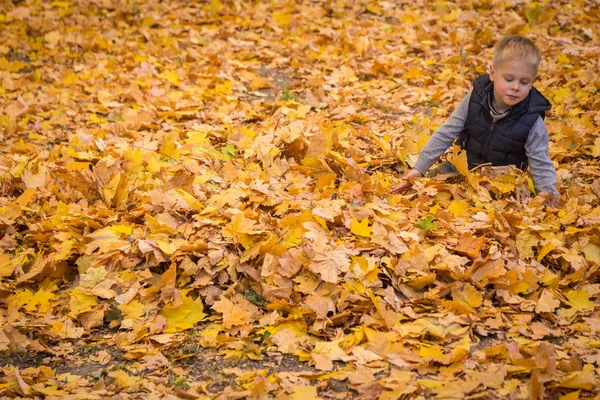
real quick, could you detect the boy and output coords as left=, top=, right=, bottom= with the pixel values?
left=394, top=35, right=558, bottom=205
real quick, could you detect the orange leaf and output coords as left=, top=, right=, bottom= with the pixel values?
left=454, top=232, right=485, bottom=258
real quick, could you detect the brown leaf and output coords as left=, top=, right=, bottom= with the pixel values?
left=454, top=232, right=485, bottom=258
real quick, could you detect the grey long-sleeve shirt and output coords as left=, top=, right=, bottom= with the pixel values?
left=413, top=92, right=558, bottom=195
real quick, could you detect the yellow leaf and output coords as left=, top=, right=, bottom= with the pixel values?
left=351, top=218, right=372, bottom=238
left=160, top=293, right=206, bottom=333
left=516, top=230, right=538, bottom=259
left=21, top=166, right=47, bottom=189
left=111, top=225, right=133, bottom=236
left=402, top=67, right=425, bottom=80
left=448, top=200, right=468, bottom=216
left=215, top=80, right=233, bottom=95
left=342, top=278, right=366, bottom=294
left=90, top=113, right=104, bottom=124
left=15, top=188, right=37, bottom=207
left=442, top=283, right=483, bottom=315
left=556, top=365, right=595, bottom=390
left=162, top=70, right=181, bottom=86
left=9, top=290, right=33, bottom=310
left=29, top=289, right=55, bottom=313
left=154, top=238, right=178, bottom=255
left=453, top=283, right=482, bottom=310
left=552, top=88, right=570, bottom=104
left=419, top=344, right=445, bottom=360
left=66, top=161, right=90, bottom=171
left=311, top=339, right=348, bottom=371
left=223, top=214, right=265, bottom=249
left=69, top=288, right=97, bottom=317
left=446, top=145, right=469, bottom=176
left=212, top=295, right=260, bottom=330
left=50, top=318, right=84, bottom=339
left=559, top=391, right=580, bottom=400
left=429, top=204, right=441, bottom=215
left=272, top=11, right=290, bottom=26
left=161, top=139, right=180, bottom=159
left=535, top=290, right=561, bottom=313
left=175, top=188, right=204, bottom=211
left=250, top=77, right=273, bottom=90
left=565, top=290, right=594, bottom=312
left=537, top=240, right=555, bottom=261
left=582, top=243, right=600, bottom=263
left=109, top=369, right=142, bottom=389
left=558, top=54, right=570, bottom=65
left=366, top=3, right=382, bottom=15
left=85, top=227, right=130, bottom=254
left=490, top=175, right=515, bottom=194
left=80, top=266, right=108, bottom=288
left=54, top=239, right=74, bottom=262
left=0, top=252, right=14, bottom=277
left=210, top=0, right=223, bottom=12
left=52, top=0, right=71, bottom=7
left=118, top=299, right=146, bottom=319
left=291, top=385, right=320, bottom=400
left=407, top=273, right=436, bottom=290
left=441, top=9, right=461, bottom=23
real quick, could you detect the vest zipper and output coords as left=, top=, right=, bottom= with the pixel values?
left=482, top=121, right=496, bottom=163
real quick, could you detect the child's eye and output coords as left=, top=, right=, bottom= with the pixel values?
left=520, top=81, right=529, bottom=85
left=505, top=78, right=513, bottom=82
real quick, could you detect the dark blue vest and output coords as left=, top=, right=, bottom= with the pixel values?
left=457, top=75, right=552, bottom=170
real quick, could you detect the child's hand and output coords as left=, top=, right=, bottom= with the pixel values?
left=531, top=192, right=559, bottom=208
left=391, top=169, right=423, bottom=194
left=542, top=192, right=559, bottom=208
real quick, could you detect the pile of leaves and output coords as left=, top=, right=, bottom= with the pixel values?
left=0, top=0, right=599, bottom=398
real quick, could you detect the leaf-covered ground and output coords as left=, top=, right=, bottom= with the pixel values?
left=1, top=0, right=599, bottom=398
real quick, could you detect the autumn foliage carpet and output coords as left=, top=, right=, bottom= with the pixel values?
left=0, top=0, right=599, bottom=398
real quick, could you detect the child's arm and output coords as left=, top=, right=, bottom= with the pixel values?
left=392, top=92, right=471, bottom=193
left=412, top=92, right=471, bottom=175
left=525, top=117, right=559, bottom=203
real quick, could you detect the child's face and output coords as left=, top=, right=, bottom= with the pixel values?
left=489, top=59, right=537, bottom=111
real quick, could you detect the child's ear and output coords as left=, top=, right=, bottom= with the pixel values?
left=489, top=64, right=495, bottom=81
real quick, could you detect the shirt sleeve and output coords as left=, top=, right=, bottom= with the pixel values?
left=525, top=116, right=558, bottom=195
left=413, top=92, right=471, bottom=175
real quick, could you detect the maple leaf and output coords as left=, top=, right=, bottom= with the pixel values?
left=469, top=259, right=506, bottom=286
left=159, top=292, right=206, bottom=333
left=222, top=214, right=265, bottom=250
left=80, top=266, right=107, bottom=288
left=0, top=0, right=598, bottom=397
left=311, top=339, right=350, bottom=371
left=555, top=365, right=596, bottom=390
left=305, top=241, right=351, bottom=283
left=212, top=295, right=262, bottom=330
left=312, top=199, right=345, bottom=221
left=558, top=289, right=595, bottom=318
left=49, top=318, right=84, bottom=339
left=442, top=283, right=482, bottom=315
left=535, top=290, right=561, bottom=314
left=448, top=200, right=468, bottom=216
left=350, top=217, right=372, bottom=237
left=516, top=230, right=539, bottom=260
left=85, top=226, right=131, bottom=255
left=69, top=288, right=98, bottom=318
left=0, top=252, right=15, bottom=277
left=416, top=215, right=436, bottom=230
left=454, top=231, right=485, bottom=258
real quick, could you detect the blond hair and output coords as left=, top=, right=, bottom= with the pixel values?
left=493, top=35, right=541, bottom=72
